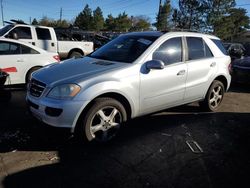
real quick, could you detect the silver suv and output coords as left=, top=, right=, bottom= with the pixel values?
left=27, top=31, right=231, bottom=142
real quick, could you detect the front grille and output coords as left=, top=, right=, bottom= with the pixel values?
left=29, top=79, right=46, bottom=97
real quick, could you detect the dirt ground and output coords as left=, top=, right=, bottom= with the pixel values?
left=0, top=83, right=250, bottom=188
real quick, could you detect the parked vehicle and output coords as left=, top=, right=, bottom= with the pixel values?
left=55, top=28, right=110, bottom=49
left=0, top=21, right=94, bottom=59
left=27, top=31, right=231, bottom=142
left=230, top=56, right=250, bottom=83
left=0, top=70, right=11, bottom=102
left=0, top=38, right=60, bottom=85
left=223, top=42, right=245, bottom=59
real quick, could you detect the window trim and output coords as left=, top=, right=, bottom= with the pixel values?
left=10, top=26, right=32, bottom=39
left=185, top=36, right=214, bottom=62
left=152, top=36, right=184, bottom=66
left=0, top=41, right=21, bottom=55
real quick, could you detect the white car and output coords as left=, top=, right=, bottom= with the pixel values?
left=0, top=38, right=60, bottom=85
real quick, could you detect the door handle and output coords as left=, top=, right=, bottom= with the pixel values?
left=51, top=42, right=55, bottom=47
left=210, top=62, right=216, bottom=67
left=177, top=70, right=186, bottom=76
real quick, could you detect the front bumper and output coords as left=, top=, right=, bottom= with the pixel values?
left=26, top=93, right=89, bottom=130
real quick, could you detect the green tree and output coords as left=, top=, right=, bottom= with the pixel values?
left=206, top=0, right=236, bottom=33
left=31, top=18, right=38, bottom=25
left=173, top=0, right=205, bottom=30
left=130, top=16, right=151, bottom=31
left=39, top=16, right=51, bottom=26
left=115, top=12, right=132, bottom=32
left=155, top=0, right=171, bottom=30
left=215, top=8, right=249, bottom=41
left=74, top=4, right=93, bottom=30
left=105, top=14, right=116, bottom=31
left=93, top=7, right=104, bottom=31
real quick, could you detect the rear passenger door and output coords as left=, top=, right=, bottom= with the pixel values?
left=184, top=37, right=217, bottom=102
left=35, top=27, right=57, bottom=52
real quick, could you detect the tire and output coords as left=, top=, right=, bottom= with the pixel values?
left=76, top=98, right=127, bottom=142
left=26, top=67, right=42, bottom=84
left=199, top=80, right=225, bottom=112
left=69, top=51, right=83, bottom=59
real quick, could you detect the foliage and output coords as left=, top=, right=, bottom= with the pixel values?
left=93, top=7, right=104, bottom=31
left=154, top=0, right=171, bottom=30
left=215, top=8, right=250, bottom=41
left=130, top=16, right=151, bottom=31
left=105, top=14, right=116, bottom=31
left=114, top=12, right=132, bottom=32
left=173, top=0, right=205, bottom=30
left=74, top=4, right=93, bottom=30
left=31, top=18, right=38, bottom=25
left=38, top=16, right=70, bottom=28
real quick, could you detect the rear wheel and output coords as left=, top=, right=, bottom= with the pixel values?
left=69, top=51, right=83, bottom=59
left=76, top=98, right=127, bottom=142
left=199, top=80, right=225, bottom=112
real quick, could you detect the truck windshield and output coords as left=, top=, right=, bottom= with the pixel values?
left=89, top=35, right=159, bottom=63
left=0, top=25, right=14, bottom=36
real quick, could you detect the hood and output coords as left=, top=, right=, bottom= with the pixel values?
left=32, top=57, right=129, bottom=85
left=233, top=56, right=250, bottom=68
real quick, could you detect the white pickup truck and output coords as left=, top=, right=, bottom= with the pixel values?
left=0, top=23, right=94, bottom=59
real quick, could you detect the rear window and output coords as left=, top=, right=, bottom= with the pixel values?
left=212, top=39, right=228, bottom=55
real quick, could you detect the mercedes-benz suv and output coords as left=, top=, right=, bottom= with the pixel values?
left=26, top=31, right=231, bottom=142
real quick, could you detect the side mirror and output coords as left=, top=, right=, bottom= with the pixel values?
left=146, top=60, right=164, bottom=70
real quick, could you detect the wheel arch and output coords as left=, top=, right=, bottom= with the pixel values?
left=25, top=66, right=43, bottom=83
left=73, top=92, right=133, bottom=133
left=67, top=48, right=84, bottom=58
left=213, top=75, right=229, bottom=91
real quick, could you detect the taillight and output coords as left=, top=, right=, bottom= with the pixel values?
left=53, top=55, right=60, bottom=62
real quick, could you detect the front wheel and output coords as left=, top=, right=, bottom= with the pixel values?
left=199, top=80, right=225, bottom=112
left=76, top=98, right=127, bottom=142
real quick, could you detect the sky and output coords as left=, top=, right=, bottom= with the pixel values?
left=1, top=0, right=250, bottom=27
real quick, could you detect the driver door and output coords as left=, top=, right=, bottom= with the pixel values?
left=140, top=37, right=187, bottom=114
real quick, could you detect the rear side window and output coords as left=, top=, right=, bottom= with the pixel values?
left=21, top=44, right=39, bottom=54
left=212, top=39, right=228, bottom=55
left=187, top=37, right=214, bottom=60
left=36, top=28, right=52, bottom=40
left=153, top=37, right=182, bottom=65
left=0, top=41, right=20, bottom=55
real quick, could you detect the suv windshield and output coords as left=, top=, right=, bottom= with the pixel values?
left=0, top=25, right=14, bottom=36
left=89, top=34, right=159, bottom=63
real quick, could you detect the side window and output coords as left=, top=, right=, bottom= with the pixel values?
left=0, top=42, right=20, bottom=55
left=204, top=42, right=213, bottom=58
left=36, top=28, right=52, bottom=40
left=212, top=39, right=228, bottom=55
left=10, top=27, right=32, bottom=39
left=187, top=37, right=213, bottom=60
left=21, top=44, right=39, bottom=54
left=153, top=37, right=182, bottom=65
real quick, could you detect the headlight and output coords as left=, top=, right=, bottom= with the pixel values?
left=47, top=84, right=81, bottom=99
